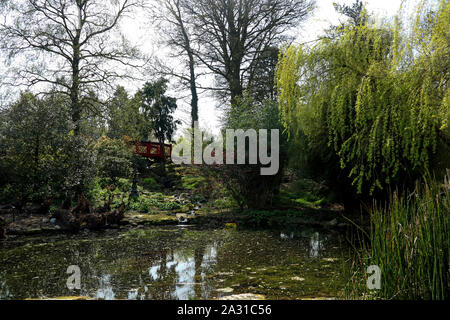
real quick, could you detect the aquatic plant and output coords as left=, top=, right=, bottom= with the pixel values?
left=346, top=178, right=449, bottom=300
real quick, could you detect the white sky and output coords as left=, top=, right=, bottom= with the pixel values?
left=118, top=0, right=411, bottom=136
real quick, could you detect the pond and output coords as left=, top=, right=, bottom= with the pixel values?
left=0, top=226, right=349, bottom=300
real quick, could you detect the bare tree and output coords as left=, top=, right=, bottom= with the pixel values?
left=152, top=0, right=200, bottom=141
left=181, top=0, right=315, bottom=104
left=333, top=0, right=367, bottom=27
left=151, top=0, right=207, bottom=163
left=0, top=0, right=144, bottom=135
left=247, top=45, right=279, bottom=103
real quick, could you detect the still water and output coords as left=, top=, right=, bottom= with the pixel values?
left=0, top=226, right=349, bottom=300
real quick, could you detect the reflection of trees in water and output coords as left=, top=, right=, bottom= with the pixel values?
left=0, top=230, right=223, bottom=300
left=64, top=237, right=185, bottom=299
left=0, top=234, right=215, bottom=300
left=0, top=229, right=345, bottom=299
left=309, top=232, right=321, bottom=258
left=144, top=243, right=218, bottom=300
left=194, top=245, right=205, bottom=298
left=280, top=230, right=335, bottom=258
left=0, top=276, right=11, bottom=299
left=95, top=274, right=115, bottom=300
left=67, top=237, right=218, bottom=300
left=147, top=248, right=179, bottom=299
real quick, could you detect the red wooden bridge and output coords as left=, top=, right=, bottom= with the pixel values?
left=134, top=141, right=172, bottom=159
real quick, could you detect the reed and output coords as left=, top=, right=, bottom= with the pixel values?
left=345, top=178, right=449, bottom=300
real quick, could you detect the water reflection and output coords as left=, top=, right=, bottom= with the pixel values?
left=280, top=231, right=325, bottom=258
left=280, top=232, right=294, bottom=240
left=144, top=244, right=217, bottom=300
left=0, top=227, right=346, bottom=300
left=0, top=279, right=10, bottom=299
left=95, top=274, right=115, bottom=300
left=309, top=232, right=321, bottom=258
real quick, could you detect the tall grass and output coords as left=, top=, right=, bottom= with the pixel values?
left=346, top=178, right=449, bottom=300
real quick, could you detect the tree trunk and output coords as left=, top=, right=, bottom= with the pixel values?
left=160, top=138, right=166, bottom=176
left=33, top=135, right=40, bottom=193
left=228, top=50, right=244, bottom=105
left=176, top=9, right=198, bottom=162
left=71, top=35, right=81, bottom=136
left=189, top=51, right=199, bottom=162
left=70, top=32, right=85, bottom=198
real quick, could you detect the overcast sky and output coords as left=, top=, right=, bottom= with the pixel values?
left=118, top=0, right=414, bottom=136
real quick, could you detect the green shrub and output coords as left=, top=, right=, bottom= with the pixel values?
left=213, top=197, right=237, bottom=209
left=143, top=177, right=161, bottom=191
left=276, top=180, right=331, bottom=209
left=129, top=198, right=151, bottom=213
left=95, top=136, right=133, bottom=185
left=116, top=178, right=132, bottom=193
left=0, top=185, right=14, bottom=205
left=209, top=97, right=287, bottom=210
left=191, top=194, right=206, bottom=204
left=181, top=176, right=207, bottom=190
left=128, top=195, right=182, bottom=212
left=157, top=201, right=181, bottom=210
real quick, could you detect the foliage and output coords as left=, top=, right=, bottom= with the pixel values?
left=181, top=176, right=207, bottom=190
left=190, top=194, right=206, bottom=204
left=276, top=179, right=331, bottom=209
left=139, top=78, right=180, bottom=144
left=333, top=0, right=366, bottom=27
left=276, top=0, right=450, bottom=196
left=128, top=198, right=152, bottom=213
left=106, top=86, right=143, bottom=140
left=89, top=178, right=131, bottom=208
left=0, top=0, right=142, bottom=135
left=138, top=78, right=181, bottom=176
left=157, top=201, right=182, bottom=211
left=94, top=137, right=133, bottom=186
left=203, top=95, right=288, bottom=209
left=247, top=46, right=280, bottom=103
left=176, top=165, right=229, bottom=204
left=0, top=91, right=135, bottom=205
left=128, top=195, right=182, bottom=213
left=212, top=197, right=238, bottom=210
left=61, top=134, right=99, bottom=200
left=143, top=177, right=162, bottom=191
left=0, top=92, right=71, bottom=203
left=346, top=178, right=449, bottom=300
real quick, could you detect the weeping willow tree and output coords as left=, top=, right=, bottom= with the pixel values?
left=276, top=0, right=449, bottom=195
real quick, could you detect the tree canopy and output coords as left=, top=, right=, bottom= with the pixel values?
left=0, top=0, right=143, bottom=134
left=276, top=0, right=449, bottom=195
